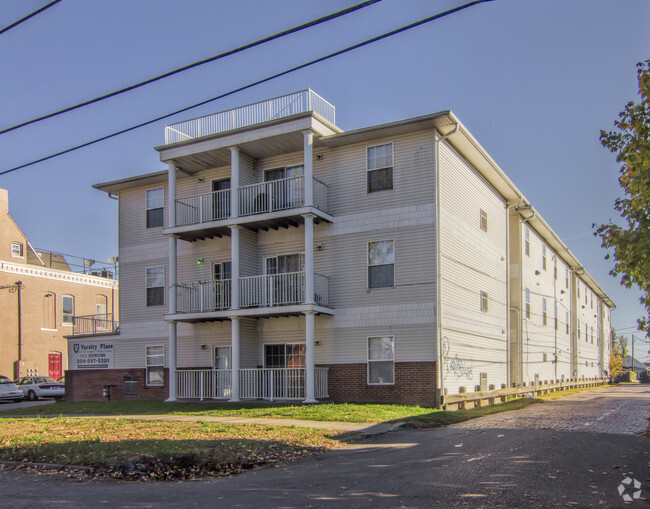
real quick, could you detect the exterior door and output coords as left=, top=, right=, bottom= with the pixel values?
left=211, top=179, right=231, bottom=220
left=48, top=352, right=62, bottom=380
left=213, top=261, right=231, bottom=310
left=264, top=344, right=305, bottom=399
left=213, top=347, right=231, bottom=398
left=265, top=254, right=304, bottom=305
left=264, top=166, right=303, bottom=210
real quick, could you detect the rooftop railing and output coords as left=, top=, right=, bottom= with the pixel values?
left=164, top=90, right=335, bottom=145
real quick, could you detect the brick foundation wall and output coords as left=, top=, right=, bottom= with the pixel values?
left=65, top=369, right=168, bottom=402
left=321, top=361, right=437, bottom=407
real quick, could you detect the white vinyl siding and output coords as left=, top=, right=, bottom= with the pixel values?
left=438, top=140, right=508, bottom=392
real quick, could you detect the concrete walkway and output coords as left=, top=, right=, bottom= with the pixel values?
left=0, top=409, right=401, bottom=436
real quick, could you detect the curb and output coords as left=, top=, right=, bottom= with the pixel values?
left=0, top=460, right=92, bottom=471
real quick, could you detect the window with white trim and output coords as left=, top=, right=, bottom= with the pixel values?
left=553, top=257, right=557, bottom=280
left=146, top=346, right=164, bottom=386
left=368, top=240, right=394, bottom=288
left=367, top=336, right=395, bottom=385
left=11, top=242, right=23, bottom=258
left=62, top=295, right=74, bottom=325
left=565, top=311, right=569, bottom=334
left=578, top=319, right=581, bottom=339
left=524, top=225, right=530, bottom=256
left=480, top=209, right=488, bottom=232
left=367, top=143, right=393, bottom=193
left=554, top=302, right=558, bottom=330
left=146, top=267, right=164, bottom=306
left=480, top=291, right=488, bottom=312
left=525, top=287, right=531, bottom=319
left=145, top=188, right=164, bottom=228
left=542, top=298, right=547, bottom=326
left=565, top=267, right=569, bottom=289
left=542, top=245, right=547, bottom=271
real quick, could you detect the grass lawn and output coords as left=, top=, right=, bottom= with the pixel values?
left=0, top=418, right=343, bottom=480
left=0, top=400, right=436, bottom=423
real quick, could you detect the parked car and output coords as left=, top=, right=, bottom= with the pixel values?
left=13, top=376, right=65, bottom=401
left=0, top=376, right=24, bottom=402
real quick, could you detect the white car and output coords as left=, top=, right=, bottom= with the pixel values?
left=0, top=376, right=25, bottom=402
left=14, top=376, right=65, bottom=401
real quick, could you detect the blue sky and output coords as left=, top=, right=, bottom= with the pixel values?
left=1, top=0, right=648, bottom=358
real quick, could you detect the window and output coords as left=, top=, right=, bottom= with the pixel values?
left=62, top=295, right=74, bottom=325
left=480, top=291, right=488, bottom=312
left=264, top=344, right=305, bottom=368
left=578, top=319, right=581, bottom=338
left=525, top=288, right=531, bottom=319
left=368, top=240, right=394, bottom=288
left=524, top=225, right=530, bottom=256
left=96, top=295, right=107, bottom=317
left=554, top=302, right=558, bottom=330
left=145, top=188, right=164, bottom=228
left=585, top=289, right=588, bottom=305
left=591, top=325, right=593, bottom=344
left=367, top=143, right=393, bottom=193
left=42, top=292, right=55, bottom=330
left=542, top=298, right=547, bottom=326
left=123, top=376, right=138, bottom=395
left=542, top=245, right=547, bottom=271
left=480, top=209, right=488, bottom=232
left=590, top=292, right=593, bottom=308
left=146, top=346, right=164, bottom=386
left=566, top=311, right=569, bottom=334
left=565, top=267, right=569, bottom=289
left=553, top=258, right=557, bottom=280
left=264, top=166, right=304, bottom=209
left=368, top=336, right=395, bottom=384
left=577, top=281, right=580, bottom=299
left=543, top=353, right=548, bottom=362
left=214, top=347, right=232, bottom=370
left=146, top=267, right=164, bottom=306
left=11, top=242, right=23, bottom=258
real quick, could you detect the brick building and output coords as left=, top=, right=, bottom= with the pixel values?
left=0, top=188, right=118, bottom=380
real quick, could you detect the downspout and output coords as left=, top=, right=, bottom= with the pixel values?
left=505, top=198, right=524, bottom=387
left=434, top=122, right=458, bottom=408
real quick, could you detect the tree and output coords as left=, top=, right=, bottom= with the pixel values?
left=609, top=334, right=627, bottom=379
left=595, top=60, right=650, bottom=334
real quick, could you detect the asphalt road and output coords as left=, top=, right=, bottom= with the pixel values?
left=0, top=385, right=648, bottom=508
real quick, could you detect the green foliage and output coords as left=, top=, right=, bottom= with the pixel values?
left=609, top=334, right=627, bottom=378
left=595, top=60, right=650, bottom=334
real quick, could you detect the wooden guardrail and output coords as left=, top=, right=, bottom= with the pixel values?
left=442, top=378, right=608, bottom=410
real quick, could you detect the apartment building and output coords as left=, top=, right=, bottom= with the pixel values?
left=67, top=90, right=614, bottom=406
left=0, top=188, right=118, bottom=380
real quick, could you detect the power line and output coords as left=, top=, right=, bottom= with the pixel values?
left=0, top=0, right=380, bottom=135
left=0, top=0, right=62, bottom=36
left=0, top=0, right=495, bottom=177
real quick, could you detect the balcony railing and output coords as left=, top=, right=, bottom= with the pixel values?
left=175, top=189, right=230, bottom=227
left=71, top=314, right=119, bottom=336
left=239, top=272, right=329, bottom=309
left=164, top=90, right=335, bottom=145
left=173, top=177, right=328, bottom=227
left=175, top=280, right=231, bottom=313
left=175, top=273, right=328, bottom=314
left=176, top=367, right=328, bottom=400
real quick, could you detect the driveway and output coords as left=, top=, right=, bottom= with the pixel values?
left=0, top=385, right=648, bottom=508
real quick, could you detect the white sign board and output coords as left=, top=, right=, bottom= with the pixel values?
left=69, top=341, right=114, bottom=370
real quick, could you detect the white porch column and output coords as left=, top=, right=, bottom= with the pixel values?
left=303, top=213, right=315, bottom=305
left=303, top=131, right=313, bottom=207
left=304, top=310, right=316, bottom=403
left=230, top=225, right=240, bottom=310
left=229, top=146, right=240, bottom=218
left=230, top=316, right=240, bottom=402
left=166, top=162, right=178, bottom=401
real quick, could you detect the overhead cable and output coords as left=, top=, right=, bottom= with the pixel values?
left=0, top=0, right=381, bottom=135
left=0, top=0, right=62, bottom=36
left=0, top=0, right=495, bottom=176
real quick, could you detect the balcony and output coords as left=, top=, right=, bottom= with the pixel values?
left=173, top=272, right=330, bottom=320
left=176, top=367, right=329, bottom=401
left=164, top=90, right=335, bottom=145
left=70, top=314, right=119, bottom=337
left=172, top=176, right=330, bottom=240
